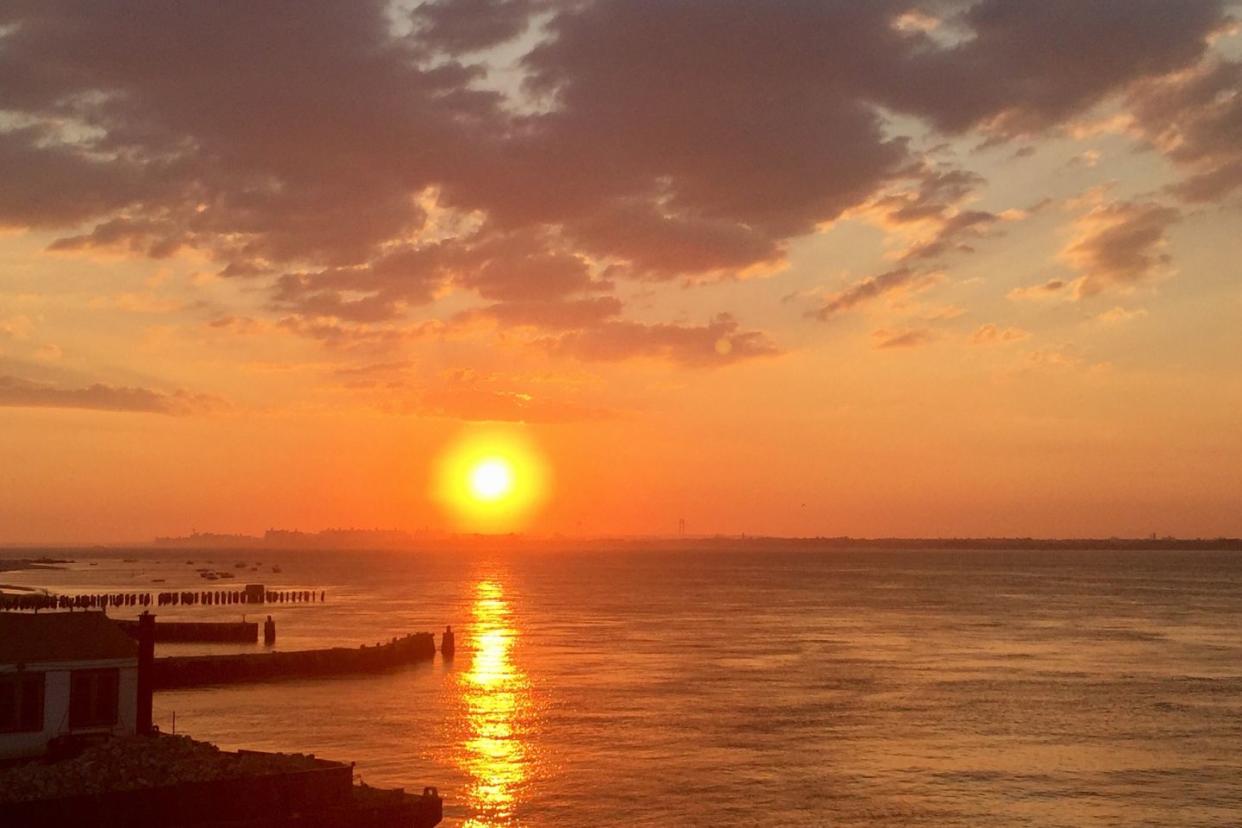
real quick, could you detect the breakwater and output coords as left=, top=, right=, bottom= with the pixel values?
left=151, top=632, right=437, bottom=689
left=116, top=619, right=259, bottom=643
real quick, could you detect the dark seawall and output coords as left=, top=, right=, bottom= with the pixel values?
left=116, top=619, right=258, bottom=643
left=152, top=632, right=436, bottom=689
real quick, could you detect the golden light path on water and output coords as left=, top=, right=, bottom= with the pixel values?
left=458, top=579, right=532, bottom=827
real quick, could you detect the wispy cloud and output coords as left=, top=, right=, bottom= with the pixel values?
left=0, top=375, right=223, bottom=415
left=1008, top=278, right=1069, bottom=302
left=971, top=324, right=1030, bottom=345
left=1061, top=199, right=1181, bottom=299
left=872, top=328, right=935, bottom=350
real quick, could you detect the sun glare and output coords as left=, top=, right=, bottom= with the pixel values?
left=435, top=431, right=548, bottom=530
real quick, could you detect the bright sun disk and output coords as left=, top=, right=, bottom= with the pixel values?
left=434, top=430, right=548, bottom=530
left=469, top=458, right=515, bottom=502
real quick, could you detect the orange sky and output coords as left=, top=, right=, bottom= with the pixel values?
left=2, top=2, right=1241, bottom=543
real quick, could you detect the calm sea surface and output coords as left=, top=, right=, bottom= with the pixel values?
left=4, top=544, right=1241, bottom=826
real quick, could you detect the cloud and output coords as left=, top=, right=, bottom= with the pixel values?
left=898, top=209, right=1000, bottom=263
left=879, top=0, right=1228, bottom=137
left=46, top=217, right=189, bottom=259
left=1061, top=199, right=1181, bottom=298
left=812, top=266, right=927, bottom=319
left=872, top=328, right=935, bottom=349
left=328, top=362, right=609, bottom=421
left=1018, top=345, right=1110, bottom=374
left=0, top=0, right=1229, bottom=360
left=0, top=127, right=168, bottom=230
left=971, top=323, right=1030, bottom=345
left=88, top=292, right=184, bottom=314
left=276, top=317, right=443, bottom=352
left=412, top=0, right=543, bottom=54
left=812, top=159, right=1008, bottom=320
left=206, top=315, right=268, bottom=335
left=1094, top=306, right=1149, bottom=324
left=865, top=161, right=1003, bottom=258
left=568, top=203, right=784, bottom=279
left=0, top=316, right=35, bottom=341
left=550, top=314, right=780, bottom=367
left=465, top=297, right=623, bottom=330
left=1126, top=60, right=1242, bottom=201
left=420, top=385, right=608, bottom=423
left=331, top=361, right=413, bottom=380
left=0, top=375, right=221, bottom=415
left=1008, top=278, right=1068, bottom=302
left=1067, top=149, right=1102, bottom=169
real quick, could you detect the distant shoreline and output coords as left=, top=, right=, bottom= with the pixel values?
left=0, top=557, right=70, bottom=572
left=2, top=534, right=1240, bottom=553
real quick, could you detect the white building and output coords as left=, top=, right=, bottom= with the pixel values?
left=0, top=611, right=139, bottom=760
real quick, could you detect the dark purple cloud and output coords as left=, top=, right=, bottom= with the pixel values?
left=413, top=0, right=544, bottom=54
left=879, top=0, right=1227, bottom=136
left=1127, top=60, right=1242, bottom=202
left=0, top=0, right=1230, bottom=361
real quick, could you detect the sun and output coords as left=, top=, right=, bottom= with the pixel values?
left=469, top=458, right=515, bottom=502
left=434, top=430, right=548, bottom=530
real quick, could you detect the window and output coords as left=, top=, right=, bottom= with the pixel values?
left=0, top=672, right=46, bottom=733
left=69, top=668, right=119, bottom=729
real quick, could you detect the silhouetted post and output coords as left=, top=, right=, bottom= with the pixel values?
left=264, top=615, right=276, bottom=645
left=440, top=625, right=455, bottom=659
left=137, top=611, right=156, bottom=734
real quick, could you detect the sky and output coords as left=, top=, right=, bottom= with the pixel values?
left=1, top=0, right=1241, bottom=543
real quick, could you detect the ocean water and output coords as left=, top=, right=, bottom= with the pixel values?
left=3, top=544, right=1241, bottom=826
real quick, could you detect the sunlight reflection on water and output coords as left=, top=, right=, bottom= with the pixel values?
left=459, top=579, right=532, bottom=827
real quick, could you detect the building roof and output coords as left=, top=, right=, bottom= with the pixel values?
left=0, top=612, right=138, bottom=665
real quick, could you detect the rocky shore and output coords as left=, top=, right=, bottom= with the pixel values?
left=0, top=735, right=320, bottom=803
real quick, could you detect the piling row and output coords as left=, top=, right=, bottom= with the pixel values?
left=155, top=590, right=322, bottom=607
left=0, top=592, right=151, bottom=612
left=0, top=588, right=325, bottom=612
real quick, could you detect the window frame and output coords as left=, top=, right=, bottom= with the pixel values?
left=68, top=667, right=120, bottom=730
left=0, top=671, right=46, bottom=734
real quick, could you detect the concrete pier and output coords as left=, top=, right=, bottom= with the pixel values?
left=151, top=633, right=437, bottom=689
